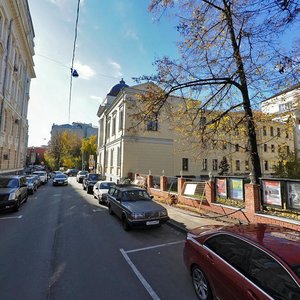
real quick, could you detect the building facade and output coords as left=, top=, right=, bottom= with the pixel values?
left=0, top=0, right=35, bottom=174
left=50, top=122, right=98, bottom=140
left=262, top=83, right=300, bottom=157
left=97, top=81, right=293, bottom=182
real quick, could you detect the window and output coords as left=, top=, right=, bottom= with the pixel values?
left=264, top=161, right=269, bottom=171
left=245, top=160, right=249, bottom=171
left=117, top=146, right=121, bottom=167
left=118, top=109, right=124, bottom=131
left=271, top=144, right=275, bottom=153
left=112, top=114, right=116, bottom=136
left=235, top=144, right=239, bottom=152
left=270, top=126, right=274, bottom=136
left=248, top=246, right=300, bottom=299
left=205, top=235, right=251, bottom=276
left=182, top=158, right=188, bottom=171
left=264, top=144, right=267, bottom=152
left=106, top=118, right=111, bottom=138
left=110, top=149, right=114, bottom=167
left=213, top=159, right=218, bottom=171
left=146, top=119, right=158, bottom=131
left=263, top=126, right=267, bottom=136
left=277, top=128, right=280, bottom=137
left=202, top=159, right=207, bottom=171
left=236, top=160, right=240, bottom=171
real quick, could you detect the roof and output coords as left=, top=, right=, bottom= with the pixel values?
left=107, top=79, right=129, bottom=97
left=263, top=82, right=300, bottom=102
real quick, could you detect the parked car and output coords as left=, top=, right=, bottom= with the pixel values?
left=107, top=184, right=169, bottom=230
left=64, top=169, right=78, bottom=177
left=31, top=174, right=41, bottom=188
left=26, top=176, right=37, bottom=194
left=50, top=171, right=63, bottom=179
left=32, top=171, right=48, bottom=184
left=52, top=174, right=68, bottom=186
left=83, top=173, right=102, bottom=194
left=183, top=223, right=300, bottom=300
left=93, top=181, right=116, bottom=204
left=0, top=175, right=28, bottom=211
left=76, top=170, right=88, bottom=183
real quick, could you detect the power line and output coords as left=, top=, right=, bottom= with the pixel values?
left=68, top=0, right=81, bottom=124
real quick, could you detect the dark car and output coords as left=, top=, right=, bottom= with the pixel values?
left=76, top=170, right=88, bottom=183
left=26, top=176, right=37, bottom=194
left=64, top=169, right=78, bottom=177
left=106, top=184, right=169, bottom=231
left=83, top=173, right=102, bottom=194
left=183, top=223, right=300, bottom=300
left=52, top=174, right=68, bottom=186
left=0, top=175, right=28, bottom=211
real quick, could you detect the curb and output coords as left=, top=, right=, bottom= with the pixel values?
left=166, top=219, right=188, bottom=234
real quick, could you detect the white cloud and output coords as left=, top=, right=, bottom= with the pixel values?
left=90, top=95, right=102, bottom=101
left=125, top=29, right=139, bottom=41
left=74, top=61, right=96, bottom=80
left=109, top=61, right=122, bottom=77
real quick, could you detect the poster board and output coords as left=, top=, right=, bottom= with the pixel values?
left=287, top=182, right=300, bottom=210
left=216, top=178, right=227, bottom=198
left=229, top=178, right=244, bottom=201
left=262, top=180, right=282, bottom=207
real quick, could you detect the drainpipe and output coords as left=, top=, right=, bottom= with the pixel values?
left=0, top=19, right=13, bottom=130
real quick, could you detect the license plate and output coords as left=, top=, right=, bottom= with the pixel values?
left=146, top=220, right=159, bottom=225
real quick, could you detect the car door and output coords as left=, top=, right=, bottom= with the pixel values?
left=113, top=190, right=124, bottom=218
left=203, top=234, right=252, bottom=300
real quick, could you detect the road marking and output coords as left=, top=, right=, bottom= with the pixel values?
left=0, top=215, right=23, bottom=220
left=120, top=248, right=160, bottom=300
left=125, top=240, right=185, bottom=254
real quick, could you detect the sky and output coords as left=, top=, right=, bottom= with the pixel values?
left=27, top=0, right=179, bottom=147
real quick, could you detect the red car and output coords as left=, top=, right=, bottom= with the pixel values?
left=183, top=223, right=300, bottom=300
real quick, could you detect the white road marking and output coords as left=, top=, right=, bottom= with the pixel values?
left=120, top=248, right=160, bottom=300
left=125, top=240, right=185, bottom=254
left=0, top=215, right=23, bottom=220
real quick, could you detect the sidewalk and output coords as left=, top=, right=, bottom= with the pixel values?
left=158, top=202, right=241, bottom=233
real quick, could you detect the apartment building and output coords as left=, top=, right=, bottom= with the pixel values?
left=0, top=0, right=35, bottom=174
left=262, top=83, right=300, bottom=157
left=97, top=80, right=293, bottom=182
left=51, top=122, right=98, bottom=140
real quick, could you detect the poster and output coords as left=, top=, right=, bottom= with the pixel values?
left=262, top=181, right=282, bottom=206
left=184, top=183, right=197, bottom=195
left=229, top=178, right=244, bottom=201
left=216, top=178, right=227, bottom=198
left=287, top=182, right=300, bottom=210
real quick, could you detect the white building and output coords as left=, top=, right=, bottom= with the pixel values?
left=97, top=80, right=293, bottom=181
left=262, top=83, right=300, bottom=157
left=0, top=0, right=35, bottom=174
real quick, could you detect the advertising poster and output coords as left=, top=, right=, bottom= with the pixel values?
left=287, top=182, right=300, bottom=210
left=216, top=178, right=227, bottom=198
left=229, top=178, right=244, bottom=201
left=262, top=181, right=282, bottom=206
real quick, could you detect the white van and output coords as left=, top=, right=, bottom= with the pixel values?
left=32, top=171, right=48, bottom=184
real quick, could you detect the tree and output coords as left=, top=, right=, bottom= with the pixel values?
left=219, top=156, right=229, bottom=175
left=81, top=135, right=97, bottom=171
left=273, top=150, right=300, bottom=179
left=44, top=131, right=82, bottom=170
left=135, top=0, right=300, bottom=183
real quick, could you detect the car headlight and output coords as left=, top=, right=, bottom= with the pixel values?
left=159, top=210, right=168, bottom=217
left=131, top=212, right=145, bottom=220
left=8, top=193, right=17, bottom=200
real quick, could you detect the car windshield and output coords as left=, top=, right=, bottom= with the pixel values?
left=27, top=178, right=34, bottom=183
left=0, top=178, right=19, bottom=188
left=122, top=190, right=152, bottom=201
left=89, top=174, right=101, bottom=180
left=55, top=174, right=67, bottom=179
left=100, top=182, right=114, bottom=189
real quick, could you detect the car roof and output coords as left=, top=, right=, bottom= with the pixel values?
left=0, top=175, right=24, bottom=179
left=191, top=223, right=300, bottom=267
left=112, top=184, right=145, bottom=192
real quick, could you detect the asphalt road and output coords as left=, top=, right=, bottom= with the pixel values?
left=0, top=177, right=197, bottom=300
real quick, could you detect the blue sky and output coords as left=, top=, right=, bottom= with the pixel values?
left=27, top=0, right=179, bottom=146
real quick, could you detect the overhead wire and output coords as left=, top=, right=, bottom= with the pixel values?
left=68, top=0, right=81, bottom=124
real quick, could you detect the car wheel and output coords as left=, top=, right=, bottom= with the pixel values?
left=14, top=199, right=20, bottom=212
left=122, top=215, right=130, bottom=231
left=108, top=204, right=114, bottom=215
left=192, top=266, right=212, bottom=300
left=83, top=185, right=86, bottom=190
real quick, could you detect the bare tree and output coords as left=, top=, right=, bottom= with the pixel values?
left=135, top=0, right=300, bottom=183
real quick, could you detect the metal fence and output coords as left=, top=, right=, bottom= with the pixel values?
left=166, top=176, right=178, bottom=193
left=152, top=175, right=161, bottom=189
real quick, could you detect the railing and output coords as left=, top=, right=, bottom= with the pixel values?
left=152, top=175, right=161, bottom=189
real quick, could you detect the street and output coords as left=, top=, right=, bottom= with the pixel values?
left=0, top=177, right=197, bottom=300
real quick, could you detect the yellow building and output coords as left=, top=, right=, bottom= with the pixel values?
left=97, top=81, right=294, bottom=181
left=0, top=0, right=35, bottom=174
